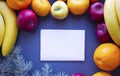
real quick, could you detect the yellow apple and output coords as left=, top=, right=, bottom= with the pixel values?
left=51, top=1, right=69, bottom=19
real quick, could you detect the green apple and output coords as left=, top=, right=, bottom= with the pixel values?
left=51, top=1, right=69, bottom=19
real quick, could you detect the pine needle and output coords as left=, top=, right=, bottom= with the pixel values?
left=41, top=63, right=53, bottom=76
left=0, top=46, right=33, bottom=76
left=54, top=72, right=69, bottom=76
left=0, top=46, right=69, bottom=76
left=33, top=70, right=41, bottom=76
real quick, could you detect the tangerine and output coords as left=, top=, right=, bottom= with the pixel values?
left=6, top=0, right=32, bottom=10
left=93, top=43, right=120, bottom=71
left=32, top=0, right=51, bottom=17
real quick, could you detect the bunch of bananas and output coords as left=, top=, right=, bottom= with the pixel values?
left=0, top=1, right=18, bottom=56
left=104, top=0, right=120, bottom=46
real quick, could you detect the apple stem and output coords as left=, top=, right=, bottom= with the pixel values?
left=54, top=7, right=61, bottom=11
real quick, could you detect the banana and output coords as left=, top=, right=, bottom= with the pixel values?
left=104, top=0, right=120, bottom=46
left=116, top=0, right=120, bottom=23
left=0, top=14, right=5, bottom=47
left=0, top=1, right=18, bottom=56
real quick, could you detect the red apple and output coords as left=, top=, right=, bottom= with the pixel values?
left=90, top=0, right=99, bottom=3
left=89, top=2, right=104, bottom=22
left=72, top=73, right=85, bottom=76
left=96, top=22, right=111, bottom=42
left=17, top=9, right=38, bottom=31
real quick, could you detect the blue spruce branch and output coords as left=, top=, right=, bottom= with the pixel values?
left=0, top=46, right=69, bottom=76
left=54, top=72, right=69, bottom=76
left=41, top=63, right=53, bottom=76
left=14, top=54, right=33, bottom=76
left=0, top=46, right=33, bottom=76
left=0, top=46, right=21, bottom=76
left=33, top=70, right=41, bottom=76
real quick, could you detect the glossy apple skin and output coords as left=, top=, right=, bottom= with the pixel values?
left=96, top=22, right=111, bottom=42
left=90, top=0, right=99, bottom=3
left=51, top=1, right=68, bottom=19
left=89, top=2, right=104, bottom=22
left=72, top=73, right=85, bottom=76
left=17, top=9, right=38, bottom=31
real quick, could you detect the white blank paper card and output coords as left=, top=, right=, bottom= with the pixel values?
left=40, top=29, right=85, bottom=61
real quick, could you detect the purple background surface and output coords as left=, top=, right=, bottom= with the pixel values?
left=16, top=0, right=120, bottom=75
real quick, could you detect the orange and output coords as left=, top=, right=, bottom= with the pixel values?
left=93, top=43, right=120, bottom=71
left=32, top=0, right=51, bottom=17
left=6, top=0, right=32, bottom=10
left=67, top=0, right=90, bottom=15
left=92, top=71, right=112, bottom=76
